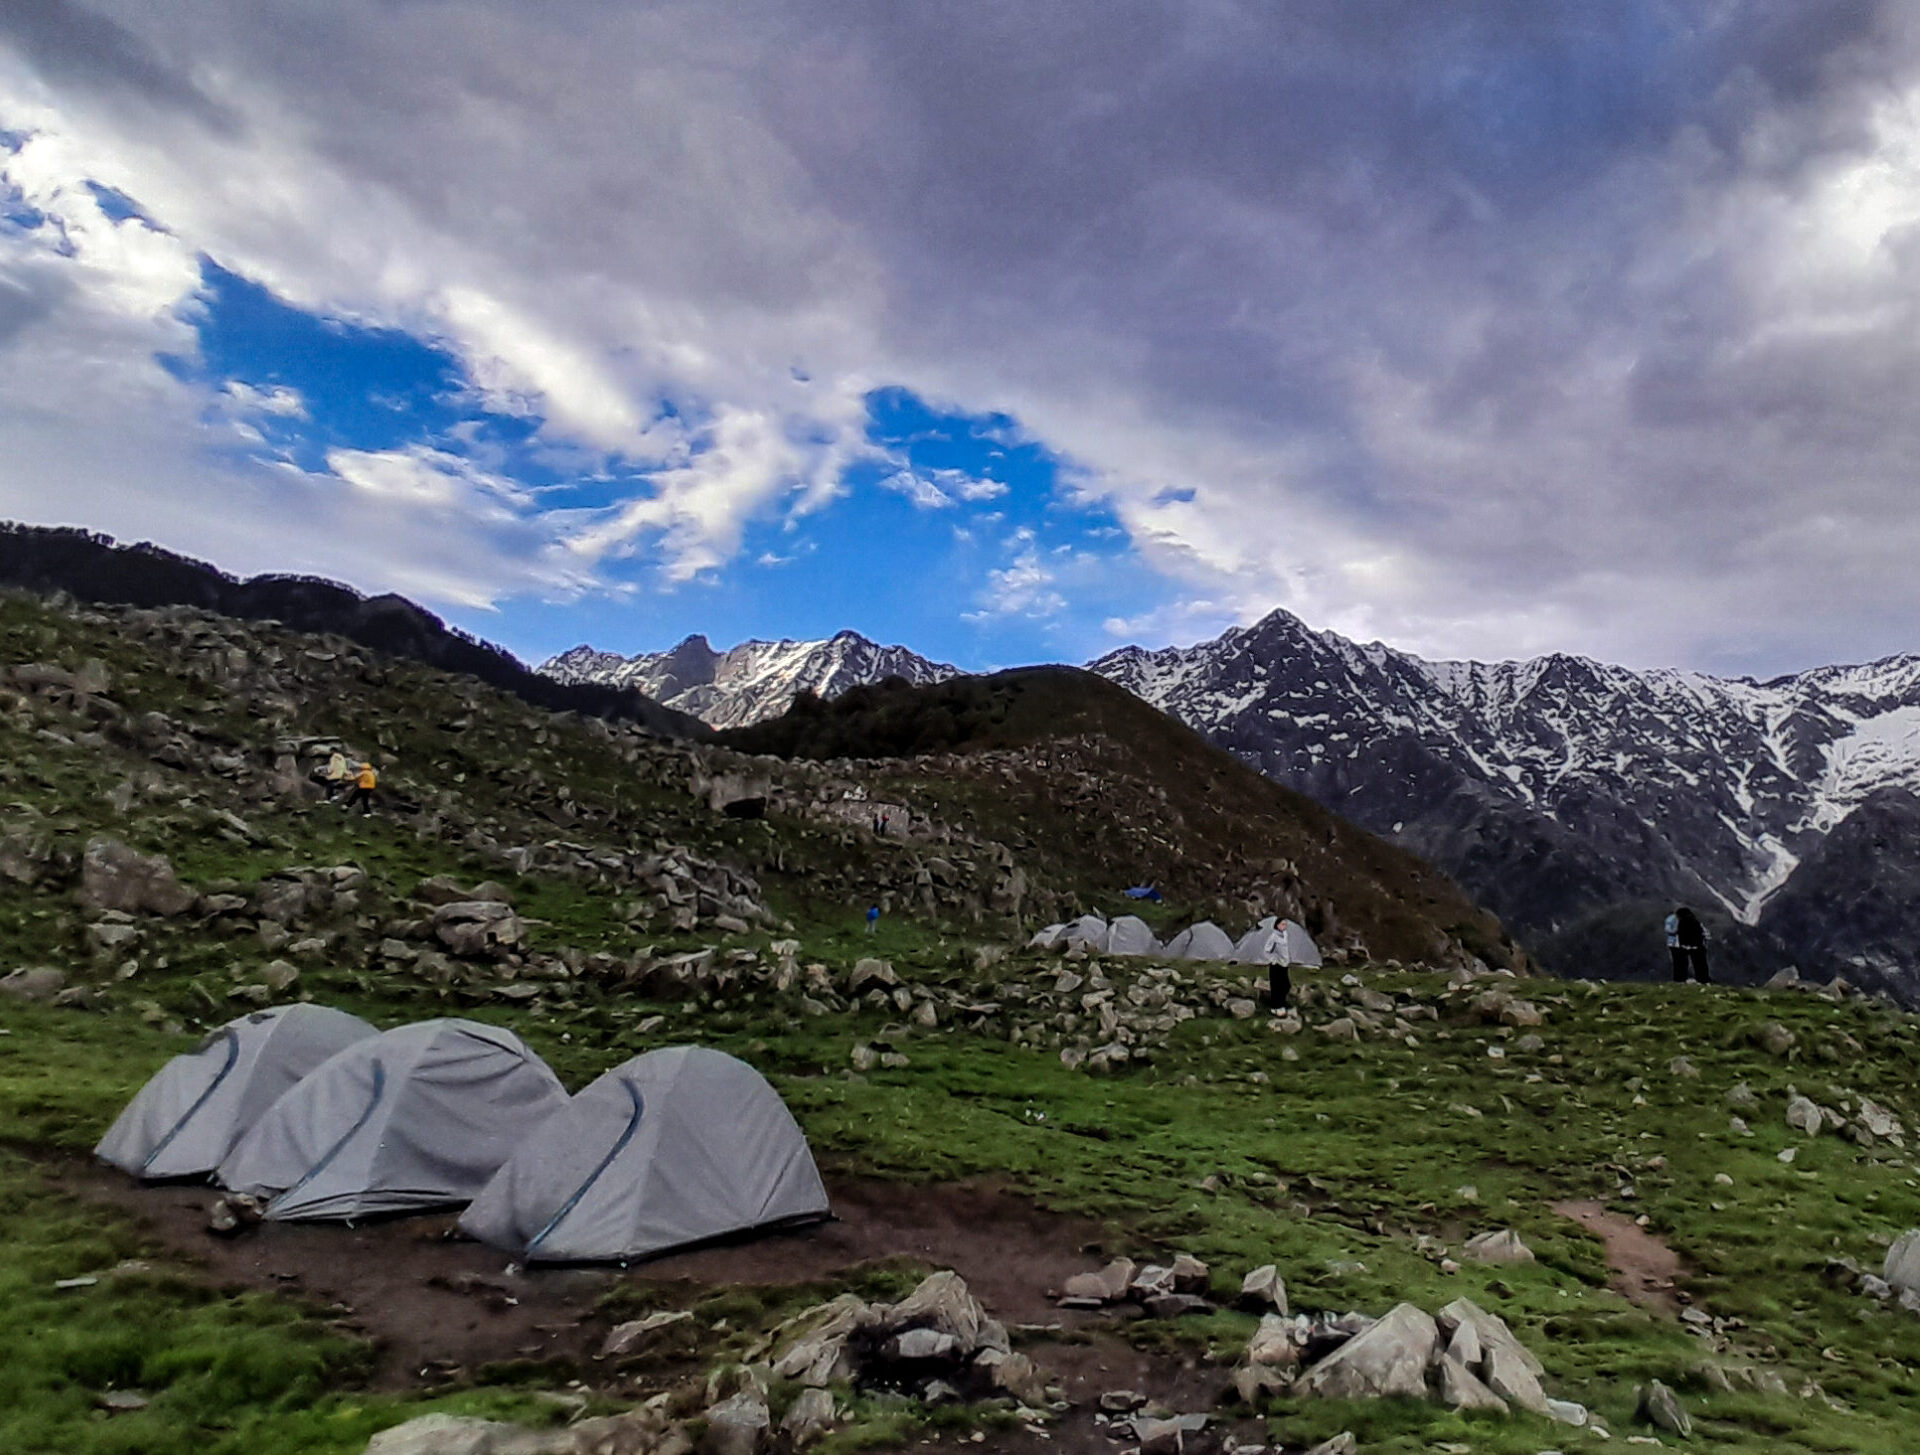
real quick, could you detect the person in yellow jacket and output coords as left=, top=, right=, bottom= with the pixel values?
left=342, top=761, right=378, bottom=813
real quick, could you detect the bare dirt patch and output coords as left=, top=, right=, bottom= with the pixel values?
left=46, top=1154, right=1126, bottom=1388
left=1554, top=1198, right=1686, bottom=1313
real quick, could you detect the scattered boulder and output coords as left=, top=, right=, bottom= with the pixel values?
left=1, top=966, right=66, bottom=1002
left=78, top=838, right=195, bottom=917
left=781, top=1388, right=835, bottom=1446
left=700, top=1392, right=768, bottom=1455
left=1169, top=1252, right=1210, bottom=1294
left=432, top=900, right=528, bottom=956
left=849, top=958, right=898, bottom=994
left=1787, top=1095, right=1824, bottom=1136
left=600, top=1310, right=694, bottom=1358
left=1637, top=1379, right=1692, bottom=1438
left=1239, top=1264, right=1287, bottom=1314
left=1759, top=1022, right=1796, bottom=1057
left=363, top=1413, right=570, bottom=1455
left=1062, top=1257, right=1136, bottom=1305
left=1435, top=1352, right=1506, bottom=1412
left=1296, top=1303, right=1438, bottom=1401
left=1463, top=1229, right=1535, bottom=1266
left=1883, top=1230, right=1920, bottom=1296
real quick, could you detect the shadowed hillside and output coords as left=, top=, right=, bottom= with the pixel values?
left=0, top=523, right=706, bottom=740
left=723, top=669, right=1526, bottom=970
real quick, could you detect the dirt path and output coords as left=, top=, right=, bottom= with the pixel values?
left=45, top=1154, right=1260, bottom=1451
left=1554, top=1198, right=1685, bottom=1313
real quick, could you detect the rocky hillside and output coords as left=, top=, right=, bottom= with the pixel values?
left=720, top=669, right=1520, bottom=971
left=0, top=586, right=1516, bottom=1009
left=1093, top=610, right=1920, bottom=997
left=0, top=524, right=706, bottom=740
left=542, top=630, right=956, bottom=730
left=17, top=581, right=1920, bottom=1453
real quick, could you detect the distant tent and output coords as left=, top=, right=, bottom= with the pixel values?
left=217, top=1018, right=568, bottom=1221
left=1106, top=915, right=1160, bottom=957
left=1027, top=923, right=1068, bottom=950
left=96, top=1004, right=376, bottom=1179
left=1231, top=919, right=1322, bottom=968
left=1123, top=885, right=1163, bottom=902
left=1162, top=927, right=1194, bottom=958
left=460, top=1046, right=830, bottom=1263
left=1063, top=914, right=1110, bottom=954
left=1179, top=921, right=1237, bottom=962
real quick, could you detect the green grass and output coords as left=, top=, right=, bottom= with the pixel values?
left=10, top=589, right=1920, bottom=1449
left=14, top=965, right=1920, bottom=1451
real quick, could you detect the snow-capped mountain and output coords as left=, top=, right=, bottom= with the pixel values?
left=540, top=631, right=956, bottom=730
left=1092, top=610, right=1920, bottom=992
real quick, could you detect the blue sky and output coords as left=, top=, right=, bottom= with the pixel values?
left=155, top=263, right=1192, bottom=669
left=6, top=3, right=1920, bottom=678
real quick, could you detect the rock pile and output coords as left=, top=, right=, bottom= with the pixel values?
left=765, top=1270, right=1054, bottom=1412
left=1057, top=1254, right=1215, bottom=1318
left=1227, top=1292, right=1591, bottom=1429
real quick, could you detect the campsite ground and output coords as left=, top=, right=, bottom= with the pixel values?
left=12, top=960, right=1920, bottom=1454
left=6, top=586, right=1920, bottom=1452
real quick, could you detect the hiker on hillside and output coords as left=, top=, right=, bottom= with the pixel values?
left=342, top=761, right=378, bottom=814
left=1667, top=906, right=1710, bottom=983
left=315, top=749, right=351, bottom=799
left=866, top=904, right=880, bottom=935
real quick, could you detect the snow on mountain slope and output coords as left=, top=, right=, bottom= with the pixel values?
left=1093, top=609, right=1920, bottom=987
left=541, top=631, right=956, bottom=730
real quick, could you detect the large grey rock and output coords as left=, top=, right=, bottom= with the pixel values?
left=1482, top=1343, right=1549, bottom=1414
left=1436, top=1353, right=1507, bottom=1413
left=781, top=1388, right=835, bottom=1446
left=432, top=900, right=528, bottom=955
left=1437, top=1298, right=1544, bottom=1378
left=1883, top=1230, right=1920, bottom=1295
left=700, top=1393, right=768, bottom=1455
left=1239, top=1264, right=1288, bottom=1314
left=1296, top=1303, right=1438, bottom=1401
left=886, top=1270, right=989, bottom=1353
left=1786, top=1095, right=1824, bottom=1136
left=1245, top=1313, right=1306, bottom=1367
left=1637, top=1379, right=1692, bottom=1438
left=1, top=966, right=66, bottom=1002
left=848, top=958, right=898, bottom=993
left=1062, top=1257, right=1136, bottom=1303
left=79, top=838, right=195, bottom=917
left=1169, top=1252, right=1210, bottom=1294
left=1463, top=1228, right=1535, bottom=1265
left=363, top=1414, right=569, bottom=1455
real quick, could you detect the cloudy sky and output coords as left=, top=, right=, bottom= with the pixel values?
left=4, top=1, right=1920, bottom=677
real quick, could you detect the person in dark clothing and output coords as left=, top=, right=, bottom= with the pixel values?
left=1266, top=963, right=1293, bottom=1011
left=1669, top=906, right=1710, bottom=983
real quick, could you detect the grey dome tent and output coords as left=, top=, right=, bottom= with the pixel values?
left=1167, top=929, right=1228, bottom=963
left=217, top=1018, right=568, bottom=1221
left=96, top=1004, right=376, bottom=1179
left=1063, top=915, right=1110, bottom=953
left=1231, top=918, right=1322, bottom=968
left=459, top=1046, right=830, bottom=1262
left=1106, top=915, right=1160, bottom=957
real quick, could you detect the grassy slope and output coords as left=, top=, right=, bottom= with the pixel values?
left=7, top=595, right=1920, bottom=1450
left=723, top=669, right=1520, bottom=969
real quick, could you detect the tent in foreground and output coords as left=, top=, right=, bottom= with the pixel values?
left=217, top=1018, right=568, bottom=1221
left=460, top=1046, right=830, bottom=1262
left=97, top=1004, right=377, bottom=1179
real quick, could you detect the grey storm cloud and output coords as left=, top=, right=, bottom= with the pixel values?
left=5, top=0, right=1920, bottom=672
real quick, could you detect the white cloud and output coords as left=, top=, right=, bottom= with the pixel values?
left=222, top=379, right=307, bottom=418
left=8, top=4, right=1920, bottom=669
left=965, top=538, right=1068, bottom=622
left=880, top=468, right=955, bottom=509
